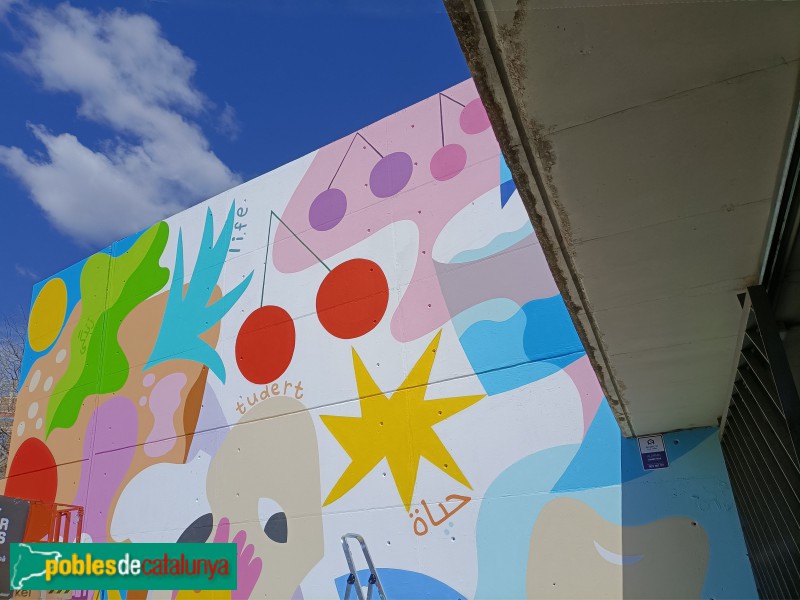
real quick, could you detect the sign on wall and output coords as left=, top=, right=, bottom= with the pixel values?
left=0, top=497, right=30, bottom=599
left=638, top=434, right=670, bottom=470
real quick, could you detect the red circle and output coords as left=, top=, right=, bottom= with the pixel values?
left=316, top=259, right=389, bottom=339
left=6, top=438, right=57, bottom=503
left=236, top=305, right=296, bottom=384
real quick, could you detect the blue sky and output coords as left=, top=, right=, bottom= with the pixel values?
left=0, top=0, right=470, bottom=318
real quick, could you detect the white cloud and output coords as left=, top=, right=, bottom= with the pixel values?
left=0, top=3, right=240, bottom=245
left=217, top=102, right=241, bottom=141
left=0, top=0, right=15, bottom=18
left=14, top=263, right=39, bottom=280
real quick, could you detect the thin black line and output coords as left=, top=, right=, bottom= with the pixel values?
left=328, top=133, right=358, bottom=190
left=271, top=211, right=331, bottom=272
left=261, top=211, right=274, bottom=306
left=440, top=93, right=465, bottom=108
left=357, top=132, right=383, bottom=159
left=439, top=93, right=445, bottom=147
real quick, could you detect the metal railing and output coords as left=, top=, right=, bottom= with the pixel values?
left=721, top=285, right=800, bottom=598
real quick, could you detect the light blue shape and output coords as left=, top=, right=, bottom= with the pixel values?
left=475, top=406, right=757, bottom=599
left=459, top=295, right=584, bottom=394
left=620, top=432, right=757, bottom=598
left=449, top=222, right=533, bottom=264
left=500, top=154, right=512, bottom=183
left=451, top=298, right=521, bottom=337
left=553, top=402, right=621, bottom=492
left=554, top=402, right=718, bottom=492
left=335, top=568, right=465, bottom=600
left=500, top=155, right=516, bottom=207
left=146, top=203, right=253, bottom=382
left=474, top=444, right=592, bottom=599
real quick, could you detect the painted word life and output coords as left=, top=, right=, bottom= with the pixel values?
left=228, top=201, right=249, bottom=254
left=236, top=379, right=304, bottom=415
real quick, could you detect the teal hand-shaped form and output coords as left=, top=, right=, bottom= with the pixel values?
left=146, top=202, right=253, bottom=382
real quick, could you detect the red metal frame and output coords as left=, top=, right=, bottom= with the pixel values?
left=22, top=500, right=84, bottom=543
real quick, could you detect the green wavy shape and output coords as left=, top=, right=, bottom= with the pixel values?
left=45, top=222, right=169, bottom=437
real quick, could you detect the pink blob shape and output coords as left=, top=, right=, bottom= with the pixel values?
left=144, top=372, right=187, bottom=457
left=76, top=396, right=138, bottom=542
left=460, top=98, right=491, bottom=134
left=563, top=355, right=605, bottom=435
left=143, top=373, right=156, bottom=387
left=430, top=144, right=467, bottom=181
left=139, top=396, right=147, bottom=406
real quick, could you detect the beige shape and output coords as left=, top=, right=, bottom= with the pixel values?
left=207, top=396, right=324, bottom=600
left=527, top=497, right=709, bottom=599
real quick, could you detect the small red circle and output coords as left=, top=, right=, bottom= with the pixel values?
left=236, top=305, right=295, bottom=384
left=317, top=259, right=389, bottom=339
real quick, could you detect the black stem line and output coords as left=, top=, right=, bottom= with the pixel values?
left=439, top=93, right=445, bottom=147
left=261, top=211, right=274, bottom=306
left=356, top=132, right=383, bottom=159
left=440, top=93, right=466, bottom=108
left=271, top=211, right=331, bottom=272
left=328, top=133, right=358, bottom=190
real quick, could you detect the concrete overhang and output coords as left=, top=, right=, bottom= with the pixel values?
left=445, top=0, right=800, bottom=436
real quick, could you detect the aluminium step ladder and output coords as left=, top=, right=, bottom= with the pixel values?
left=340, top=533, right=388, bottom=600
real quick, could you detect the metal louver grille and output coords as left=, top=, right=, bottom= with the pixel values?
left=721, top=285, right=800, bottom=599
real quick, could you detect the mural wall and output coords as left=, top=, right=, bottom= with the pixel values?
left=3, top=80, right=757, bottom=599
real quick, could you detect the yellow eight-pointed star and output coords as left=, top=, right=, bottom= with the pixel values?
left=321, top=330, right=485, bottom=510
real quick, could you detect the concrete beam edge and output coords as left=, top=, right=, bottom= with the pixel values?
left=443, top=0, right=636, bottom=436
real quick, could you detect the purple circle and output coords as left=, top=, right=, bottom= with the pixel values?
left=460, top=99, right=491, bottom=134
left=430, top=144, right=467, bottom=181
left=369, top=152, right=413, bottom=198
left=309, top=188, right=347, bottom=231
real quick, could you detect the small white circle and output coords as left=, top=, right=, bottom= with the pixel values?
left=55, top=349, right=67, bottom=364
left=27, top=402, right=38, bottom=419
left=16, top=422, right=25, bottom=437
left=28, top=370, right=41, bottom=393
left=35, top=418, right=42, bottom=430
left=43, top=376, right=53, bottom=392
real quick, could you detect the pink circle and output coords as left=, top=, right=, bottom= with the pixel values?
left=460, top=99, right=491, bottom=134
left=430, top=144, right=467, bottom=181
left=143, top=373, right=156, bottom=387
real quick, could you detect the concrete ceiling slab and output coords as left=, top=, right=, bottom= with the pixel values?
left=445, top=0, right=800, bottom=435
left=547, top=63, right=797, bottom=244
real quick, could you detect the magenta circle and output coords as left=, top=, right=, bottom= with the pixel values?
left=460, top=99, right=491, bottom=134
left=309, top=188, right=347, bottom=231
left=430, top=144, right=467, bottom=181
left=369, top=152, right=413, bottom=198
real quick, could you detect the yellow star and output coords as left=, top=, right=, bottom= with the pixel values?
left=321, top=330, right=484, bottom=510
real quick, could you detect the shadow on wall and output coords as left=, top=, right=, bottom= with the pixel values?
left=474, top=402, right=757, bottom=599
